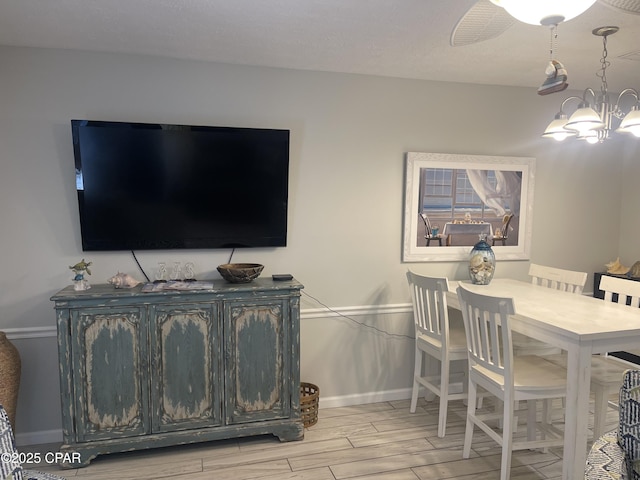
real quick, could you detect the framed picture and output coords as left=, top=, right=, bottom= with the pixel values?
left=402, top=152, right=535, bottom=262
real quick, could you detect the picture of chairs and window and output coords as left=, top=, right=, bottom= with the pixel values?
left=417, top=167, right=521, bottom=248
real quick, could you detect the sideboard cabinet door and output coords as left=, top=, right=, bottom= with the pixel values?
left=149, top=303, right=222, bottom=432
left=71, top=307, right=149, bottom=442
left=224, top=298, right=291, bottom=425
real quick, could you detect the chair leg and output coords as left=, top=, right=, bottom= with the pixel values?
left=438, top=358, right=450, bottom=438
left=463, top=380, right=477, bottom=459
left=466, top=372, right=484, bottom=409
left=527, top=400, right=536, bottom=442
left=424, top=356, right=437, bottom=402
left=495, top=399, right=517, bottom=432
left=541, top=399, right=554, bottom=453
left=542, top=399, right=551, bottom=424
left=409, top=348, right=422, bottom=413
left=462, top=369, right=470, bottom=404
left=495, top=399, right=504, bottom=429
left=593, top=385, right=609, bottom=439
left=501, top=397, right=515, bottom=480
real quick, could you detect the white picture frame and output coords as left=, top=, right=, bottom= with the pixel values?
left=402, top=152, right=535, bottom=262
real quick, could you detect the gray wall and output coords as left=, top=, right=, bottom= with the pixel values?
left=1, top=46, right=637, bottom=444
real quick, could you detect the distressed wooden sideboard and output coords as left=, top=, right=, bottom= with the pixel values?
left=51, top=278, right=304, bottom=467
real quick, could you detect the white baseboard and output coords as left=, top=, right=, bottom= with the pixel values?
left=318, top=387, right=412, bottom=409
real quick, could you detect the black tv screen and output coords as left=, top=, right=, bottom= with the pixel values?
left=71, top=120, right=289, bottom=251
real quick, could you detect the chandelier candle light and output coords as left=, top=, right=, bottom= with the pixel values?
left=542, top=26, right=640, bottom=144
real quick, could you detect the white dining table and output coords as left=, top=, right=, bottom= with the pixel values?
left=446, top=278, right=640, bottom=480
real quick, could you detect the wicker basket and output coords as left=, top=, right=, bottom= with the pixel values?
left=300, top=382, right=319, bottom=428
left=0, top=332, right=21, bottom=432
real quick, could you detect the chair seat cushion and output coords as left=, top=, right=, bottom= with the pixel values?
left=585, top=430, right=629, bottom=479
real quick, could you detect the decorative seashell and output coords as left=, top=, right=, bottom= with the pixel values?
left=605, top=257, right=630, bottom=275
left=469, top=253, right=485, bottom=269
left=107, top=272, right=141, bottom=288
left=628, top=261, right=640, bottom=279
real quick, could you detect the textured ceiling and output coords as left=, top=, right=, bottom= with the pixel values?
left=0, top=0, right=639, bottom=93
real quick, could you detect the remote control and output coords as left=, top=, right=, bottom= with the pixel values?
left=272, top=274, right=293, bottom=281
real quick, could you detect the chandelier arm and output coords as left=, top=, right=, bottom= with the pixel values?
left=615, top=88, right=639, bottom=107
left=581, top=88, right=597, bottom=104
left=559, top=95, right=583, bottom=114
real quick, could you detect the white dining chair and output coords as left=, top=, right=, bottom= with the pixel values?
left=528, top=263, right=588, bottom=294
left=406, top=271, right=467, bottom=437
left=586, top=274, right=640, bottom=437
left=600, top=274, right=640, bottom=307
left=457, top=284, right=567, bottom=480
left=488, top=263, right=586, bottom=433
left=511, top=263, right=588, bottom=356
left=545, top=352, right=628, bottom=438
left=600, top=274, right=640, bottom=363
left=543, top=270, right=633, bottom=438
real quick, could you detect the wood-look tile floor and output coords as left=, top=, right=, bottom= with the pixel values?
left=25, top=395, right=617, bottom=480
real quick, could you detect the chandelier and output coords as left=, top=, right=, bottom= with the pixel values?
left=542, top=26, right=640, bottom=144
left=489, top=0, right=597, bottom=26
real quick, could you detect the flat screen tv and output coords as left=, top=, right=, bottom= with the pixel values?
left=71, top=120, right=289, bottom=251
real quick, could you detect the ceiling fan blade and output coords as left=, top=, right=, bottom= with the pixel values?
left=450, top=0, right=516, bottom=47
left=599, top=0, right=640, bottom=14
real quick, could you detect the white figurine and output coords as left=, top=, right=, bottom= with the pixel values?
left=70, top=259, right=92, bottom=291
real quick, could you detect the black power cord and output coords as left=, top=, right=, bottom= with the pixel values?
left=131, top=250, right=150, bottom=282
left=301, top=290, right=413, bottom=340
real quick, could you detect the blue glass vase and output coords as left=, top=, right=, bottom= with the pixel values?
left=468, top=234, right=496, bottom=285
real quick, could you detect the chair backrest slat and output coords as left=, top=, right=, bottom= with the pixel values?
left=457, top=284, right=516, bottom=385
left=528, top=263, right=588, bottom=294
left=407, top=271, right=450, bottom=347
left=599, top=275, right=640, bottom=308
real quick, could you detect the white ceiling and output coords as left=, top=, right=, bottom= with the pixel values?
left=1, top=0, right=639, bottom=93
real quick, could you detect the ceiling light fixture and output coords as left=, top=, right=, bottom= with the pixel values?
left=489, top=0, right=597, bottom=26
left=542, top=26, right=640, bottom=144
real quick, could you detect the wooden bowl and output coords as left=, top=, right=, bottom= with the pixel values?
left=217, top=263, right=264, bottom=283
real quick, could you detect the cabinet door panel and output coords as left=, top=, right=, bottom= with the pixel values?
left=150, top=303, right=222, bottom=432
left=71, top=308, right=149, bottom=442
left=225, top=299, right=290, bottom=424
